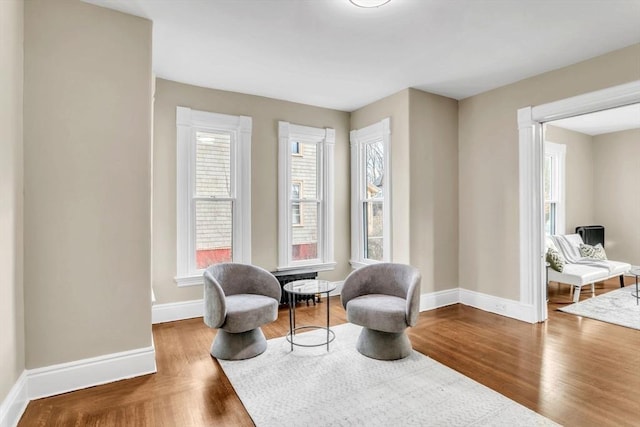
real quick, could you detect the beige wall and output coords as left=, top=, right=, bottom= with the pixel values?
left=351, top=90, right=411, bottom=264
left=153, top=79, right=351, bottom=304
left=593, top=129, right=640, bottom=265
left=23, top=0, right=153, bottom=368
left=544, top=125, right=595, bottom=234
left=459, top=43, right=640, bottom=300
left=350, top=89, right=459, bottom=291
left=408, top=89, right=459, bottom=292
left=0, top=0, right=25, bottom=403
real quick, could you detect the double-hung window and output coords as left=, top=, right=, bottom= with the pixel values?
left=175, top=107, right=252, bottom=286
left=350, top=118, right=391, bottom=268
left=543, top=141, right=566, bottom=236
left=278, top=121, right=335, bottom=273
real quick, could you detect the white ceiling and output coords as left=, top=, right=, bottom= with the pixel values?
left=548, top=103, right=640, bottom=135
left=85, top=0, right=640, bottom=112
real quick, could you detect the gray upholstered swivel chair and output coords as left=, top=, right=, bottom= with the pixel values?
left=341, top=263, right=421, bottom=360
left=203, top=263, right=281, bottom=360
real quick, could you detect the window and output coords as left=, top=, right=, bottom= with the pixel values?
left=350, top=118, right=391, bottom=268
left=291, top=182, right=302, bottom=226
left=543, top=141, right=566, bottom=235
left=278, top=121, right=335, bottom=273
left=176, top=107, right=252, bottom=286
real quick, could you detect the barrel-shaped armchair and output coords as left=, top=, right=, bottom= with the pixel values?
left=341, top=263, right=421, bottom=360
left=203, top=263, right=281, bottom=360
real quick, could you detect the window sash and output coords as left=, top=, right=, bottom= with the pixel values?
left=194, top=129, right=235, bottom=199
left=543, top=140, right=566, bottom=236
left=194, top=199, right=234, bottom=269
left=288, top=141, right=323, bottom=265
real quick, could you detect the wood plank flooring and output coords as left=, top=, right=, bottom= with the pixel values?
left=19, top=277, right=639, bottom=426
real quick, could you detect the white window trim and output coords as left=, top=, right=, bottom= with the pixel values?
left=543, top=141, right=566, bottom=235
left=277, top=121, right=336, bottom=274
left=175, top=106, right=252, bottom=286
left=349, top=117, right=391, bottom=269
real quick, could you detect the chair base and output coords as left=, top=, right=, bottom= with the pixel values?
left=210, top=328, right=267, bottom=360
left=356, top=328, right=412, bottom=360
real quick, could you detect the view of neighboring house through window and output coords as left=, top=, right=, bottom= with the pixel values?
left=543, top=140, right=566, bottom=235
left=278, top=122, right=335, bottom=273
left=291, top=181, right=302, bottom=226
left=291, top=141, right=300, bottom=155
left=175, top=107, right=252, bottom=286
left=291, top=141, right=318, bottom=260
left=195, top=131, right=233, bottom=268
left=350, top=118, right=391, bottom=267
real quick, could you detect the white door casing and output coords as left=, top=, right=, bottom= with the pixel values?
left=518, top=80, right=640, bottom=323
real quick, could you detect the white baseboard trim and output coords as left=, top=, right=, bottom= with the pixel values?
left=459, top=288, right=536, bottom=323
left=416, top=287, right=536, bottom=323
left=150, top=286, right=539, bottom=327
left=152, top=282, right=344, bottom=326
left=328, top=281, right=344, bottom=297
left=419, top=288, right=460, bottom=311
left=0, top=371, right=28, bottom=427
left=27, top=346, right=157, bottom=400
left=152, top=299, right=204, bottom=324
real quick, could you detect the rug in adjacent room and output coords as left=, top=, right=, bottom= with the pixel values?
left=218, top=323, right=558, bottom=426
left=559, top=284, right=640, bottom=330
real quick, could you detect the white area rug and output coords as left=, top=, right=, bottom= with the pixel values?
left=218, top=323, right=558, bottom=426
left=559, top=284, right=640, bottom=330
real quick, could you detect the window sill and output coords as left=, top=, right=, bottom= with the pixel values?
left=349, top=259, right=383, bottom=270
left=275, top=262, right=336, bottom=276
left=175, top=274, right=204, bottom=287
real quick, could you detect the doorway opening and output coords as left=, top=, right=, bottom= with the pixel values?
left=542, top=104, right=640, bottom=310
left=517, top=80, right=640, bottom=323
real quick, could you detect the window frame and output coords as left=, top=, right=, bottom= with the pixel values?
left=291, top=181, right=303, bottom=227
left=175, top=107, right=252, bottom=286
left=350, top=118, right=391, bottom=269
left=277, top=121, right=335, bottom=274
left=543, top=140, right=566, bottom=236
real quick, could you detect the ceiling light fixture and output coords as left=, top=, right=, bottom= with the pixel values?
left=349, top=0, right=391, bottom=8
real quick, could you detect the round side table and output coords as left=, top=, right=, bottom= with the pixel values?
left=283, top=279, right=336, bottom=351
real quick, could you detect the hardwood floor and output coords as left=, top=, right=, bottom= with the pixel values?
left=19, top=277, right=639, bottom=426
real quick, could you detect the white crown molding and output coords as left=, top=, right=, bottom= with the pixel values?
left=152, top=299, right=204, bottom=324
left=0, top=371, right=28, bottom=427
left=27, top=346, right=156, bottom=400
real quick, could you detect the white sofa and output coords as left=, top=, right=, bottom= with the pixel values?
left=546, top=234, right=631, bottom=303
